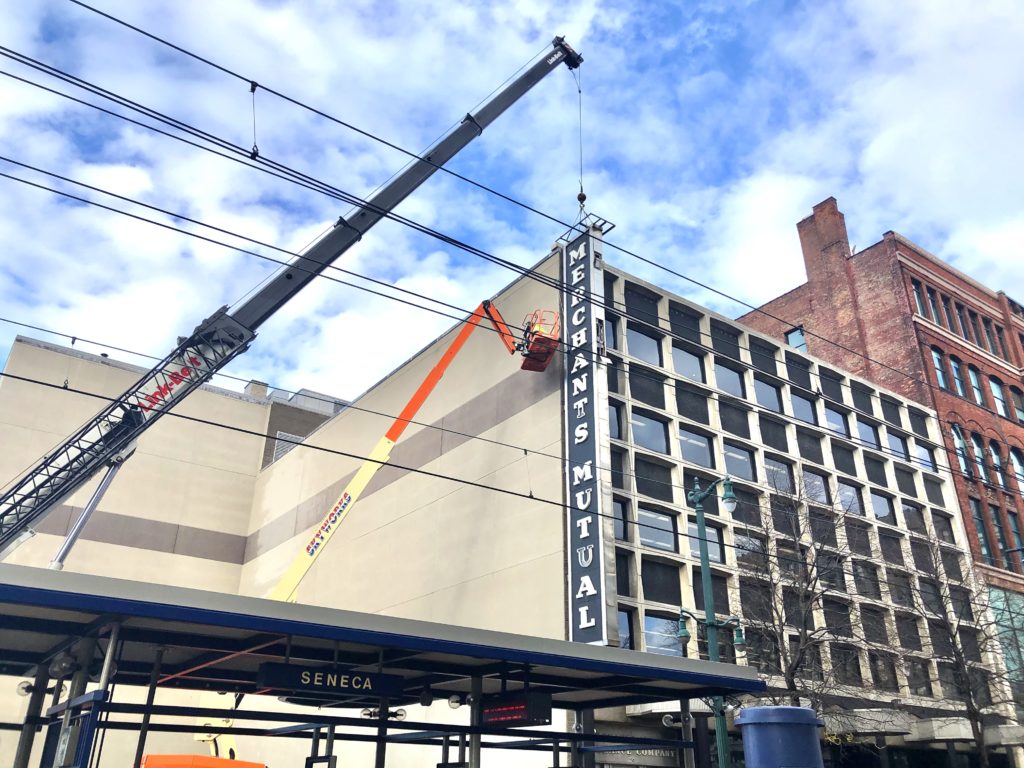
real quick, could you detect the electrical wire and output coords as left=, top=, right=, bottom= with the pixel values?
left=0, top=148, right=1001, bottom=486
left=60, top=0, right=991, bottom=406
left=4, top=51, right=1019, bottom=489
left=0, top=367, right=977, bottom=572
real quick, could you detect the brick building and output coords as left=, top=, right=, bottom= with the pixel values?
left=740, top=197, right=1024, bottom=712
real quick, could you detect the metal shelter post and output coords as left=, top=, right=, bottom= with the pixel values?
left=12, top=664, right=48, bottom=768
left=53, top=635, right=97, bottom=767
left=373, top=697, right=390, bottom=768
left=693, top=713, right=712, bottom=768
left=469, top=676, right=483, bottom=768
left=132, top=646, right=164, bottom=768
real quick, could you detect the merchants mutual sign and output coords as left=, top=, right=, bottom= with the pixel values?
left=257, top=663, right=404, bottom=698
left=563, top=231, right=608, bottom=644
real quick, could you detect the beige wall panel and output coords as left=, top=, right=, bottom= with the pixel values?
left=241, top=256, right=564, bottom=633
left=3, top=535, right=240, bottom=592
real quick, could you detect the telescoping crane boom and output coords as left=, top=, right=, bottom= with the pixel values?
left=0, top=38, right=582, bottom=553
left=269, top=301, right=560, bottom=602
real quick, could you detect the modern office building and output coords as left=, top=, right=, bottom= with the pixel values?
left=740, top=198, right=1024, bottom=722
left=0, top=229, right=1015, bottom=766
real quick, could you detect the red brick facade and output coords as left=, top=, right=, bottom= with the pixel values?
left=740, top=198, right=1024, bottom=592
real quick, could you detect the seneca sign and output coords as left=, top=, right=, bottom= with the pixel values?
left=562, top=231, right=609, bottom=644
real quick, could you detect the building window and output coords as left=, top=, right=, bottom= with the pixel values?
left=837, top=481, right=863, bottom=516
left=676, top=382, right=709, bottom=424
left=898, top=505, right=925, bottom=537
left=820, top=370, right=845, bottom=402
left=926, top=288, right=943, bottom=327
left=710, top=321, right=741, bottom=360
left=746, top=628, right=781, bottom=674
left=991, top=507, right=1014, bottom=571
left=825, top=406, right=849, bottom=437
left=830, top=644, right=862, bottom=686
left=749, top=339, right=778, bottom=375
left=792, top=393, right=818, bottom=425
left=914, top=442, right=937, bottom=472
left=1010, top=387, right=1024, bottom=424
left=687, top=519, right=724, bottom=563
left=823, top=599, right=853, bottom=636
left=679, top=428, right=714, bottom=468
left=786, top=327, right=806, bottom=350
left=971, top=433, right=989, bottom=482
left=968, top=366, right=986, bottom=406
left=635, top=457, right=674, bottom=502
left=1011, top=448, right=1024, bottom=492
left=692, top=569, right=731, bottom=616
left=759, top=416, right=788, bottom=451
left=616, top=550, right=633, bottom=596
left=911, top=279, right=927, bottom=316
left=724, top=442, right=756, bottom=481
left=669, top=303, right=702, bottom=343
left=949, top=356, right=967, bottom=397
left=996, top=326, right=1009, bottom=358
left=887, top=570, right=914, bottom=607
left=617, top=608, right=635, bottom=649
left=896, top=614, right=922, bottom=651
left=919, top=579, right=943, bottom=614
left=613, top=498, right=630, bottom=541
left=735, top=533, right=767, bottom=569
left=932, top=512, right=955, bottom=544
left=851, top=384, right=875, bottom=415
left=627, top=327, right=662, bottom=366
left=906, top=658, right=933, bottom=697
left=611, top=449, right=627, bottom=490
left=910, top=540, right=935, bottom=574
left=853, top=561, right=882, bottom=599
left=870, top=492, right=895, bottom=524
left=672, top=344, right=705, bottom=383
left=991, top=377, right=1009, bottom=418
left=714, top=361, right=745, bottom=398
left=608, top=357, right=622, bottom=394
left=879, top=533, right=904, bottom=566
left=638, top=506, right=677, bottom=552
left=1008, top=512, right=1024, bottom=569
left=625, top=283, right=660, bottom=326
left=941, top=295, right=958, bottom=332
left=641, top=560, right=681, bottom=606
left=797, top=431, right=824, bottom=465
left=983, top=318, right=1000, bottom=356
left=803, top=469, right=830, bottom=504
left=630, top=366, right=666, bottom=409
left=754, top=377, right=782, bottom=412
left=631, top=411, right=669, bottom=454
left=857, top=418, right=880, bottom=450
left=643, top=613, right=681, bottom=656
left=869, top=652, right=899, bottom=692
left=930, top=347, right=948, bottom=389
left=968, top=310, right=983, bottom=348
left=951, top=424, right=972, bottom=476
left=831, top=442, right=857, bottom=475
left=956, top=303, right=972, bottom=342
left=942, top=549, right=964, bottom=581
left=846, top=522, right=871, bottom=556
left=608, top=402, right=623, bottom=441
left=990, top=442, right=1008, bottom=488
left=861, top=606, right=889, bottom=644
left=765, top=457, right=794, bottom=494
left=887, top=431, right=910, bottom=461
left=719, top=400, right=751, bottom=438
left=969, top=499, right=995, bottom=564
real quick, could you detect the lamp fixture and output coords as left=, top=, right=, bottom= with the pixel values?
left=448, top=694, right=462, bottom=709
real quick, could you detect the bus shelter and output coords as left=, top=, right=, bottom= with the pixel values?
left=0, top=564, right=764, bottom=767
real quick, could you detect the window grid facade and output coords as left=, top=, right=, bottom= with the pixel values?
left=604, top=271, right=978, bottom=710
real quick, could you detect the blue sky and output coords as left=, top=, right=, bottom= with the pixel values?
left=1, top=0, right=1023, bottom=400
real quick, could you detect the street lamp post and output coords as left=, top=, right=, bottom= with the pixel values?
left=682, top=474, right=743, bottom=768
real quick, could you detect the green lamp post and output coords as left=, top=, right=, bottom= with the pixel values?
left=683, top=474, right=744, bottom=768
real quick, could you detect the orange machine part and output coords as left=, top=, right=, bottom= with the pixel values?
left=141, top=757, right=266, bottom=768
left=520, top=310, right=560, bottom=372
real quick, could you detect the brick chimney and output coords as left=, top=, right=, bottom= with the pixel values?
left=798, top=197, right=852, bottom=287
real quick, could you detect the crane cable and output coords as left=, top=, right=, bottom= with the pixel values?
left=572, top=66, right=587, bottom=223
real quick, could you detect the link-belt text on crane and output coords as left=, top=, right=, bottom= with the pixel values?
left=135, top=355, right=206, bottom=413
left=563, top=232, right=608, bottom=645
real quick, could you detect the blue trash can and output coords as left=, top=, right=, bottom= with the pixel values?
left=735, top=706, right=824, bottom=768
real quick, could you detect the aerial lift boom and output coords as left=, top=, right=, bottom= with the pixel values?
left=269, top=300, right=560, bottom=602
left=0, top=38, right=582, bottom=552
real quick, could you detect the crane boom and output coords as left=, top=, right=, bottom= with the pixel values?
left=0, top=38, right=582, bottom=551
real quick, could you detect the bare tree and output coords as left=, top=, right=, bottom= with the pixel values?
left=731, top=473, right=865, bottom=710
left=907, top=538, right=1021, bottom=768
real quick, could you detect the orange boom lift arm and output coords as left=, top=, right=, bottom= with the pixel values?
left=269, top=301, right=559, bottom=601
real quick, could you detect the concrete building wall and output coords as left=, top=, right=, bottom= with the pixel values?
left=238, top=252, right=567, bottom=638
left=0, top=337, right=268, bottom=591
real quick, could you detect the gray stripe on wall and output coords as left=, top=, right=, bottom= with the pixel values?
left=33, top=364, right=559, bottom=565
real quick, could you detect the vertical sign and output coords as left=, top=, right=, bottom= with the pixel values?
left=563, top=231, right=608, bottom=644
